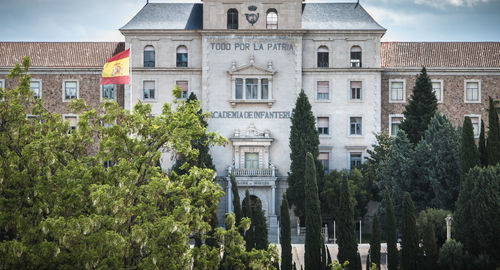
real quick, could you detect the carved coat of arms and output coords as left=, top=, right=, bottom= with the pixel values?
left=245, top=5, right=259, bottom=25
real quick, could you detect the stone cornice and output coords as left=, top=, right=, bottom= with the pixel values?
left=383, top=67, right=500, bottom=75
left=132, top=67, right=202, bottom=73
left=0, top=67, right=102, bottom=74
left=121, top=29, right=385, bottom=36
left=303, top=68, right=383, bottom=73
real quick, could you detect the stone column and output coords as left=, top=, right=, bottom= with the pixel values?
left=445, top=214, right=453, bottom=240
left=227, top=178, right=232, bottom=213
left=271, top=185, right=276, bottom=215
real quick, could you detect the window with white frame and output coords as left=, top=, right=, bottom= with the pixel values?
left=261, top=79, right=269, bottom=99
left=244, top=152, right=259, bottom=169
left=317, top=117, right=329, bottom=135
left=102, top=84, right=115, bottom=100
left=390, top=80, right=405, bottom=102
left=176, top=46, right=188, bottom=67
left=432, top=80, right=443, bottom=103
left=64, top=115, right=78, bottom=134
left=465, top=81, right=480, bottom=102
left=143, top=80, right=156, bottom=100
left=389, top=115, right=403, bottom=136
left=317, top=81, right=329, bottom=100
left=266, top=9, right=278, bottom=29
left=176, top=81, right=189, bottom=98
left=350, top=46, right=362, bottom=68
left=317, top=46, right=329, bottom=68
left=234, top=78, right=270, bottom=100
left=350, top=117, right=362, bottom=135
left=466, top=115, right=481, bottom=138
left=350, top=81, right=362, bottom=100
left=349, top=152, right=362, bottom=170
left=318, top=152, right=329, bottom=173
left=144, top=45, right=155, bottom=67
left=63, top=80, right=78, bottom=101
left=30, top=80, right=41, bottom=99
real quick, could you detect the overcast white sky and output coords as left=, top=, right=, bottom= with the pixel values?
left=0, top=0, right=499, bottom=42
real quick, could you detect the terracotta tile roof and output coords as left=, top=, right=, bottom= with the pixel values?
left=0, top=42, right=125, bottom=68
left=381, top=42, right=500, bottom=68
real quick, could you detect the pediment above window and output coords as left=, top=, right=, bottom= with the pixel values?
left=228, top=56, right=276, bottom=76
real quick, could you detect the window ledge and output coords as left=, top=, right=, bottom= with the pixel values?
left=143, top=99, right=158, bottom=103
left=348, top=99, right=364, bottom=103
left=389, top=100, right=406, bottom=104
left=315, top=99, right=331, bottom=103
left=348, top=135, right=364, bottom=138
left=464, top=100, right=482, bottom=104
left=229, top=99, right=276, bottom=108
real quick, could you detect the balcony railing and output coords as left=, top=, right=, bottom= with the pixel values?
left=229, top=167, right=275, bottom=177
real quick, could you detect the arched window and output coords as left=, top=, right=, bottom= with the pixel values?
left=350, top=46, right=362, bottom=68
left=317, top=46, right=329, bottom=68
left=143, top=45, right=155, bottom=67
left=176, top=45, right=188, bottom=67
left=266, top=9, right=278, bottom=29
left=227, top=9, right=238, bottom=29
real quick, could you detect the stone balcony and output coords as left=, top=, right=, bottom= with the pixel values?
left=228, top=166, right=276, bottom=177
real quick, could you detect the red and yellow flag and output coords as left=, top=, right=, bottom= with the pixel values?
left=100, top=48, right=130, bottom=85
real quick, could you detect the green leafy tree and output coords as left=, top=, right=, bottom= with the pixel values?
left=363, top=132, right=392, bottom=199
left=479, top=119, right=487, bottom=166
left=416, top=208, right=450, bottom=246
left=253, top=199, right=268, bottom=250
left=369, top=215, right=381, bottom=269
left=217, top=214, right=278, bottom=270
left=400, top=67, right=438, bottom=144
left=422, top=112, right=461, bottom=210
left=243, top=190, right=254, bottom=251
left=486, top=96, right=500, bottom=165
left=288, top=90, right=320, bottom=220
left=172, top=92, right=216, bottom=174
left=384, top=190, right=398, bottom=270
left=280, top=194, right=293, bottom=270
left=460, top=116, right=480, bottom=178
left=401, top=192, right=419, bottom=270
left=422, top=222, right=438, bottom=270
left=230, top=174, right=243, bottom=228
left=437, top=240, right=464, bottom=270
left=454, top=165, right=500, bottom=268
left=304, top=152, right=322, bottom=270
left=337, top=178, right=358, bottom=270
left=0, top=57, right=236, bottom=269
left=379, top=130, right=414, bottom=216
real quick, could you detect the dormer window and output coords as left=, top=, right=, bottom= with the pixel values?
left=227, top=9, right=238, bottom=29
left=350, top=46, right=362, bottom=68
left=266, top=9, right=278, bottom=29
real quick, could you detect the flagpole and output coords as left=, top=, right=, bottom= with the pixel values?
left=129, top=43, right=133, bottom=111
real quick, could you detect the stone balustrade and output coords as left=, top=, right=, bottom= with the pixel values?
left=230, top=167, right=275, bottom=177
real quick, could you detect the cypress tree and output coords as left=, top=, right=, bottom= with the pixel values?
left=280, top=194, right=293, bottom=270
left=230, top=174, right=243, bottom=228
left=369, top=215, right=381, bottom=269
left=288, top=90, right=320, bottom=220
left=460, top=116, right=480, bottom=179
left=486, top=96, right=500, bottom=165
left=253, top=199, right=268, bottom=250
left=455, top=165, right=500, bottom=267
left=400, top=67, right=438, bottom=144
left=479, top=119, right=487, bottom=166
left=423, top=112, right=460, bottom=210
left=401, top=192, right=418, bottom=270
left=304, top=152, right=322, bottom=270
left=384, top=190, right=398, bottom=270
left=422, top=223, right=438, bottom=270
left=321, top=240, right=327, bottom=270
left=337, top=178, right=358, bottom=269
left=243, top=190, right=254, bottom=251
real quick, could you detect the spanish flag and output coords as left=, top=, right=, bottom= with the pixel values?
left=100, top=48, right=130, bottom=85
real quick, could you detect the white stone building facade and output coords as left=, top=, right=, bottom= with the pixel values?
left=120, top=0, right=385, bottom=227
